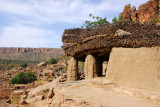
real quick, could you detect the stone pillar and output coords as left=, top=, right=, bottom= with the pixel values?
left=67, top=57, right=79, bottom=81
left=84, top=55, right=99, bottom=79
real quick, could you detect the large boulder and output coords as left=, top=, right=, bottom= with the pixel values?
left=37, top=62, right=47, bottom=67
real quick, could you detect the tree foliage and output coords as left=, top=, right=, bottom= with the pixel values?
left=81, top=14, right=125, bottom=28
left=118, top=16, right=123, bottom=22
left=81, top=14, right=109, bottom=28
left=10, top=71, right=37, bottom=84
left=112, top=16, right=118, bottom=23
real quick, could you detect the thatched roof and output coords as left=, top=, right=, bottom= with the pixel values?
left=62, top=21, right=160, bottom=61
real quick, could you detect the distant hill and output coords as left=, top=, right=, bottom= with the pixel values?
left=0, top=48, right=64, bottom=62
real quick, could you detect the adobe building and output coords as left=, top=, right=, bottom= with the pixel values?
left=62, top=21, right=160, bottom=92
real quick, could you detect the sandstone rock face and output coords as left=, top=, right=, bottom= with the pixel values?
left=137, top=0, right=158, bottom=23
left=67, top=57, right=79, bottom=81
left=0, top=48, right=56, bottom=54
left=84, top=55, right=100, bottom=79
left=106, top=47, right=160, bottom=92
left=122, top=4, right=131, bottom=21
left=0, top=47, right=64, bottom=62
left=131, top=6, right=137, bottom=22
left=120, top=0, right=160, bottom=23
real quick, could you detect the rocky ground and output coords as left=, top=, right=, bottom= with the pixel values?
left=14, top=77, right=160, bottom=107
left=0, top=57, right=85, bottom=107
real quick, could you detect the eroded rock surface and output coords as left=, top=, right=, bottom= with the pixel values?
left=120, top=0, right=160, bottom=23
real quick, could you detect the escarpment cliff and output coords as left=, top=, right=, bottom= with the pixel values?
left=0, top=48, right=59, bottom=54
left=0, top=48, right=64, bottom=61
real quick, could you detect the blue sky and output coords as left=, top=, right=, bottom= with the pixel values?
left=0, top=0, right=148, bottom=48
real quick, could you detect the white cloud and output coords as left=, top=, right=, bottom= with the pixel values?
left=0, top=0, right=149, bottom=24
left=0, top=24, right=61, bottom=47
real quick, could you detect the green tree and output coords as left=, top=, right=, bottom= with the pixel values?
left=112, top=16, right=118, bottom=23
left=10, top=71, right=37, bottom=84
left=81, top=14, right=109, bottom=28
left=119, top=16, right=123, bottom=22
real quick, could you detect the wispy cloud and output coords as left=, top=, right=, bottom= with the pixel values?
left=0, top=24, right=61, bottom=47
left=0, top=0, right=149, bottom=48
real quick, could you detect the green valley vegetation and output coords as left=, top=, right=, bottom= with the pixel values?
left=0, top=59, right=40, bottom=70
left=10, top=71, right=37, bottom=84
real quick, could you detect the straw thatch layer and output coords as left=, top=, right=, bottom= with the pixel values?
left=62, top=21, right=160, bottom=60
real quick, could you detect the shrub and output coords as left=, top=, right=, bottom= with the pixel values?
left=48, top=58, right=58, bottom=64
left=149, top=17, right=160, bottom=24
left=112, top=16, right=118, bottom=23
left=119, top=16, right=123, bottom=22
left=21, top=63, right=28, bottom=68
left=10, top=71, right=37, bottom=84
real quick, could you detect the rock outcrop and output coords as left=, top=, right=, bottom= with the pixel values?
left=67, top=57, right=79, bottom=81
left=37, top=62, right=47, bottom=67
left=120, top=0, right=160, bottom=23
